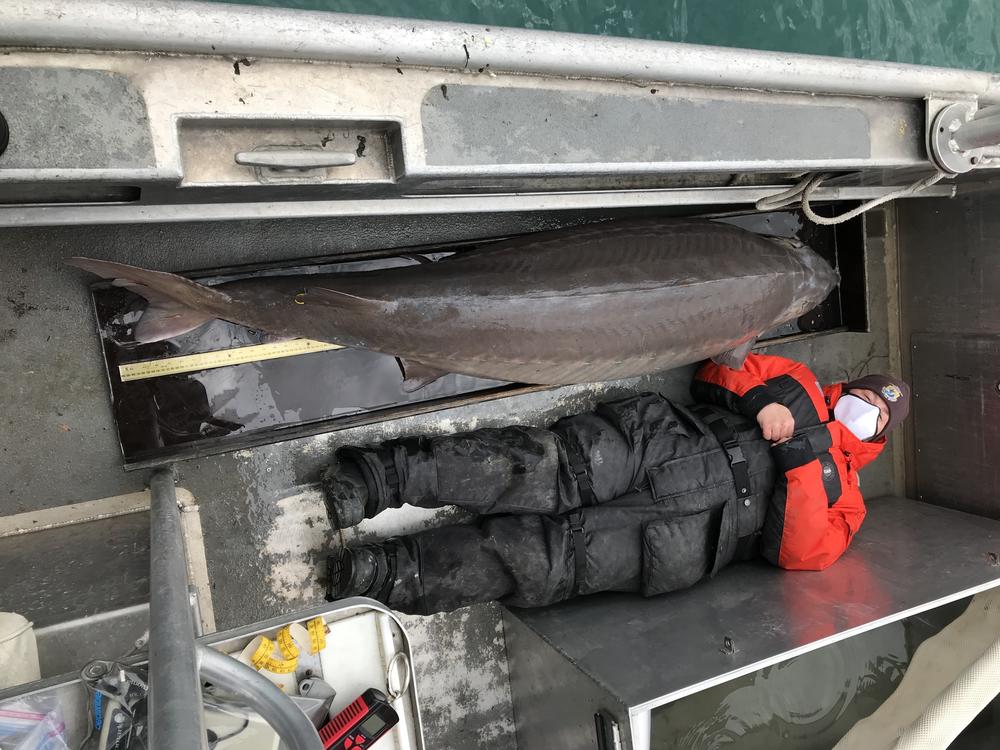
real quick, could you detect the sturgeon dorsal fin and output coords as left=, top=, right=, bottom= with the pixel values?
left=396, top=358, right=452, bottom=392
left=711, top=336, right=758, bottom=370
left=304, top=285, right=385, bottom=312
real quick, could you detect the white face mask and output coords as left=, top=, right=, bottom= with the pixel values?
left=834, top=394, right=880, bottom=440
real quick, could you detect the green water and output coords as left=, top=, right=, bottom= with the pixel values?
left=216, top=0, right=1000, bottom=72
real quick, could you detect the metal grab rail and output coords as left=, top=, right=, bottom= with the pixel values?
left=148, top=470, right=322, bottom=750
left=3, top=0, right=1000, bottom=102
left=148, top=470, right=207, bottom=750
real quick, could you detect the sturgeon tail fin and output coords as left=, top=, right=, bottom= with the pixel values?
left=67, top=257, right=231, bottom=343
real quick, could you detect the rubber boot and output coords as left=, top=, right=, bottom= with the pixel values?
left=325, top=543, right=396, bottom=603
left=320, top=458, right=372, bottom=529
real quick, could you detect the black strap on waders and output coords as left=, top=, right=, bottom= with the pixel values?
left=378, top=448, right=401, bottom=499
left=568, top=510, right=587, bottom=596
left=565, top=442, right=598, bottom=507
left=690, top=405, right=752, bottom=499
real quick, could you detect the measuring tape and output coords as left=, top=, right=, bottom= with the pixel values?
left=307, top=617, right=328, bottom=654
left=240, top=620, right=330, bottom=682
left=117, top=339, right=342, bottom=382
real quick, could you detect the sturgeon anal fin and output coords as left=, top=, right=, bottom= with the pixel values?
left=396, top=358, right=452, bottom=393
left=135, top=303, right=214, bottom=343
left=711, top=336, right=758, bottom=370
left=108, top=281, right=213, bottom=342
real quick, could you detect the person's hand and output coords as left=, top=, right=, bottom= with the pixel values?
left=757, top=403, right=795, bottom=444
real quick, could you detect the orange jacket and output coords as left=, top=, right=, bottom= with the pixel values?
left=692, top=353, right=885, bottom=570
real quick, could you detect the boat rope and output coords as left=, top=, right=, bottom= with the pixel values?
left=755, top=170, right=950, bottom=225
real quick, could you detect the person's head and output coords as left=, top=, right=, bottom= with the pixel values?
left=835, top=375, right=911, bottom=441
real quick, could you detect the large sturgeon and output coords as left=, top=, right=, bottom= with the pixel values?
left=69, top=219, right=838, bottom=388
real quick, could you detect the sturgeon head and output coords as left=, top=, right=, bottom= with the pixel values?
left=710, top=235, right=839, bottom=370
left=772, top=235, right=841, bottom=318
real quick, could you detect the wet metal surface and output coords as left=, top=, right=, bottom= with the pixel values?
left=510, top=499, right=1000, bottom=713
left=0, top=513, right=149, bottom=628
left=648, top=599, right=970, bottom=749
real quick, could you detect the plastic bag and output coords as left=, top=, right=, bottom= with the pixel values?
left=0, top=696, right=69, bottom=750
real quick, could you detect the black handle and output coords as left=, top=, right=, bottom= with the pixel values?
left=594, top=710, right=621, bottom=750
left=0, top=111, right=8, bottom=157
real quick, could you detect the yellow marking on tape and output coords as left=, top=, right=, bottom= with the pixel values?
left=307, top=617, right=328, bottom=654
left=262, top=655, right=299, bottom=674
left=250, top=637, right=275, bottom=671
left=277, top=626, right=300, bottom=660
left=117, top=339, right=343, bottom=382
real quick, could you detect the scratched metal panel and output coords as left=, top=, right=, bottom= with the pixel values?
left=897, top=194, right=1000, bottom=336
left=421, top=85, right=870, bottom=166
left=0, top=68, right=154, bottom=169
left=911, top=333, right=1000, bottom=517
left=504, top=609, right=630, bottom=750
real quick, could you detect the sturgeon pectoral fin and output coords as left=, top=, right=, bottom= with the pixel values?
left=711, top=337, right=758, bottom=370
left=396, top=358, right=453, bottom=392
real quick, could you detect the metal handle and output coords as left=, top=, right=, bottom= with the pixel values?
left=197, top=645, right=323, bottom=750
left=148, top=470, right=207, bottom=750
left=951, top=109, right=1000, bottom=152
left=234, top=150, right=357, bottom=170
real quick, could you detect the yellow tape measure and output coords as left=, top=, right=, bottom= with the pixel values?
left=261, top=655, right=298, bottom=674
left=277, top=626, right=300, bottom=660
left=249, top=637, right=276, bottom=671
left=117, top=339, right=342, bottom=382
left=307, top=617, right=328, bottom=654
